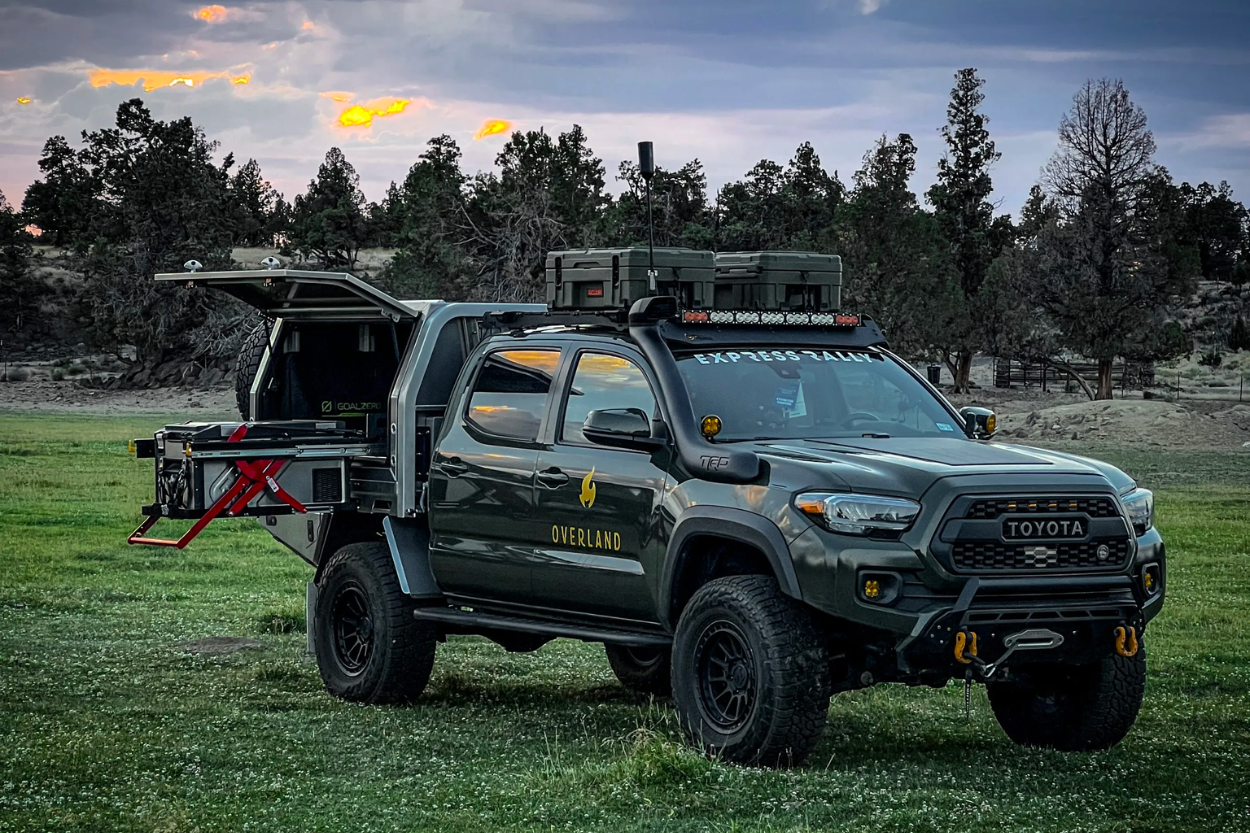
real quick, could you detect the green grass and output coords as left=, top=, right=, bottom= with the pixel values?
left=1, top=413, right=1249, bottom=833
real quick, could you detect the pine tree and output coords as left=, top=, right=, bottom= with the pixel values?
left=927, top=68, right=1013, bottom=392
left=837, top=134, right=961, bottom=358
left=384, top=135, right=470, bottom=298
left=0, top=189, right=37, bottom=334
left=1229, top=316, right=1250, bottom=352
left=229, top=159, right=281, bottom=248
left=26, top=99, right=238, bottom=362
left=290, top=147, right=367, bottom=268
left=1038, top=78, right=1194, bottom=399
left=21, top=136, right=100, bottom=249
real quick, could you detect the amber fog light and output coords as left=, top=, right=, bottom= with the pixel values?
left=1142, top=564, right=1161, bottom=596
left=858, top=572, right=901, bottom=605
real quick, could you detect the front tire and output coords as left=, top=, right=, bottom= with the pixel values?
left=672, top=576, right=830, bottom=767
left=605, top=644, right=672, bottom=696
left=987, top=647, right=1146, bottom=751
left=313, top=542, right=436, bottom=705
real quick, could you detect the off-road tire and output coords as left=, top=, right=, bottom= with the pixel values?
left=671, top=575, right=830, bottom=767
left=313, top=542, right=436, bottom=705
left=987, top=646, right=1146, bottom=751
left=605, top=644, right=672, bottom=696
left=233, top=321, right=270, bottom=420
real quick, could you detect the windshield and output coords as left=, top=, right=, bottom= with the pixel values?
left=675, top=347, right=962, bottom=441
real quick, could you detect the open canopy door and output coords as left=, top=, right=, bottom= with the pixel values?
left=155, top=269, right=419, bottom=321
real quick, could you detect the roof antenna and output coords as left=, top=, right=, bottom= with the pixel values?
left=638, top=141, right=656, bottom=292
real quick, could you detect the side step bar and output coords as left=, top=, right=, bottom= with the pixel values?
left=412, top=606, right=671, bottom=648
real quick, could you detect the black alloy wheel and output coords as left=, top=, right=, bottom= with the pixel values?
left=330, top=581, right=374, bottom=676
left=694, top=621, right=757, bottom=731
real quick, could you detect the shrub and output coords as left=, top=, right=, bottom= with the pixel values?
left=1199, top=349, right=1223, bottom=368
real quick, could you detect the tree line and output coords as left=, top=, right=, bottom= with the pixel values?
left=2, top=71, right=1249, bottom=398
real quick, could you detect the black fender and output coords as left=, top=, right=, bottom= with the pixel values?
left=382, top=516, right=445, bottom=599
left=659, top=506, right=801, bottom=629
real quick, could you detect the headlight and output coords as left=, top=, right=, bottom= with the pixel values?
left=1120, top=487, right=1154, bottom=535
left=796, top=493, right=921, bottom=537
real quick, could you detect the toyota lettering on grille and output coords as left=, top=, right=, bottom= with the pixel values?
left=1003, top=517, right=1087, bottom=540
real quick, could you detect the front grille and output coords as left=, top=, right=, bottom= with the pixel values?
left=952, top=538, right=1131, bottom=572
left=966, top=497, right=1117, bottom=519
left=935, top=493, right=1133, bottom=575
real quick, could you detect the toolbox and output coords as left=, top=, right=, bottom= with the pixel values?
left=545, top=247, right=715, bottom=310
left=713, top=252, right=842, bottom=311
left=129, top=421, right=379, bottom=549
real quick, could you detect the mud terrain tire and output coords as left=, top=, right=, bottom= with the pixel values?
left=605, top=644, right=672, bottom=696
left=987, top=647, right=1146, bottom=751
left=234, top=322, right=270, bottom=420
left=313, top=542, right=436, bottom=705
left=672, top=575, right=830, bottom=767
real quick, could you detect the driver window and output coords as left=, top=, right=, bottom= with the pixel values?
left=839, top=362, right=939, bottom=431
left=562, top=353, right=657, bottom=445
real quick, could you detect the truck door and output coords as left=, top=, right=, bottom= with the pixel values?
left=427, top=348, right=562, bottom=604
left=532, top=349, right=669, bottom=623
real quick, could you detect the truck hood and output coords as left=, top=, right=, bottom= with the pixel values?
left=753, top=437, right=1134, bottom=495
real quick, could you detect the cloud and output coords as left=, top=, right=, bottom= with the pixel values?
left=1, top=0, right=1248, bottom=218
left=1164, top=113, right=1250, bottom=151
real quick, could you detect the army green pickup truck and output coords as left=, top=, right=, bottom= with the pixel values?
left=130, top=256, right=1164, bottom=767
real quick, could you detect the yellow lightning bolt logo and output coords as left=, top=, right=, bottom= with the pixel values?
left=580, top=468, right=596, bottom=509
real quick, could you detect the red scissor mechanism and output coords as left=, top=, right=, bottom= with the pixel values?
left=128, top=424, right=307, bottom=549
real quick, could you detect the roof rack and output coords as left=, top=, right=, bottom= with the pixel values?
left=481, top=307, right=630, bottom=333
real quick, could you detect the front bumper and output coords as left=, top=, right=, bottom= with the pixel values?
left=788, top=524, right=1165, bottom=675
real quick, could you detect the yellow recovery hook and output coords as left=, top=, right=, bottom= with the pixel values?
left=1115, top=626, right=1139, bottom=657
left=954, top=630, right=978, bottom=664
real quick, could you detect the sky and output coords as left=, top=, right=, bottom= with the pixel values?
left=0, top=0, right=1248, bottom=219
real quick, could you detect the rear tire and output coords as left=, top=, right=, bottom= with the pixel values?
left=605, top=644, right=672, bottom=696
left=987, top=647, right=1146, bottom=751
left=234, top=321, right=270, bottom=420
left=313, top=542, right=436, bottom=705
left=671, top=576, right=829, bottom=767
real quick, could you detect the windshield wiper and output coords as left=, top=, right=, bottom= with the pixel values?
left=861, top=432, right=891, bottom=439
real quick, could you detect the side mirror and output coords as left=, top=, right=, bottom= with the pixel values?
left=583, top=408, right=664, bottom=450
left=960, top=406, right=997, bottom=440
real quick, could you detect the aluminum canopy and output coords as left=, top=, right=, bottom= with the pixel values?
left=155, top=269, right=420, bottom=321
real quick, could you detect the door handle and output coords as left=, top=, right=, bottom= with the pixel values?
left=437, top=458, right=469, bottom=477
left=537, top=468, right=569, bottom=488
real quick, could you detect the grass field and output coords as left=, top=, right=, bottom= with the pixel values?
left=1, top=413, right=1249, bottom=833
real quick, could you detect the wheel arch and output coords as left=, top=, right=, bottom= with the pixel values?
left=660, top=507, right=801, bottom=630
left=312, top=513, right=386, bottom=584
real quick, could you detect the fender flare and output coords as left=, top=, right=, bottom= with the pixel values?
left=659, top=506, right=801, bottom=629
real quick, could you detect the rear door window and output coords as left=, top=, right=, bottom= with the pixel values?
left=465, top=349, right=560, bottom=442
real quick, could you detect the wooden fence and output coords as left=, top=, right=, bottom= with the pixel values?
left=993, top=358, right=1156, bottom=391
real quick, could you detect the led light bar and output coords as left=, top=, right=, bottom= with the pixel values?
left=682, top=310, right=861, bottom=328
